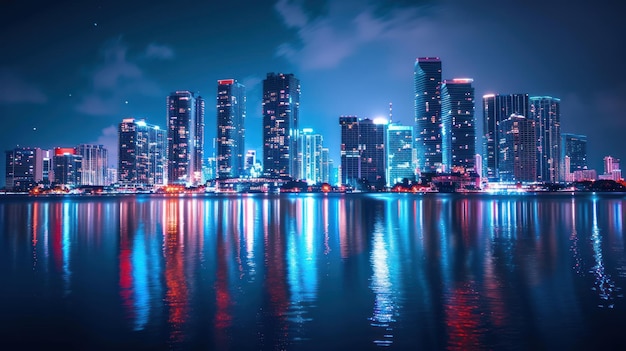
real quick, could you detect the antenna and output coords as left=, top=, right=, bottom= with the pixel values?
left=389, top=102, right=393, bottom=124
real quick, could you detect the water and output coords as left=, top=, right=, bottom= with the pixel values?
left=1, top=192, right=626, bottom=350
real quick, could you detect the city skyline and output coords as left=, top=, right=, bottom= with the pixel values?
left=1, top=0, right=624, bottom=186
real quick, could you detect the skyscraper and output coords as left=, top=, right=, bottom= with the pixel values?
left=76, top=144, right=108, bottom=186
left=262, top=73, right=300, bottom=179
left=167, top=91, right=205, bottom=185
left=530, top=96, right=561, bottom=183
left=53, top=147, right=82, bottom=187
left=339, top=116, right=386, bottom=189
left=216, top=79, right=246, bottom=179
left=298, top=128, right=323, bottom=184
left=386, top=123, right=414, bottom=186
left=4, top=147, right=45, bottom=191
left=119, top=118, right=167, bottom=186
left=340, top=116, right=360, bottom=186
left=441, top=78, right=475, bottom=173
left=498, top=114, right=536, bottom=182
left=482, top=93, right=529, bottom=181
left=414, top=57, right=442, bottom=174
left=561, top=133, right=587, bottom=176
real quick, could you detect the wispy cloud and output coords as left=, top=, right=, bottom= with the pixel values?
left=274, top=0, right=428, bottom=70
left=76, top=38, right=171, bottom=116
left=143, top=43, right=175, bottom=60
left=0, top=68, right=48, bottom=104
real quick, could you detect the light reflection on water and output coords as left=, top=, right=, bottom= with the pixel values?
left=1, top=193, right=626, bottom=349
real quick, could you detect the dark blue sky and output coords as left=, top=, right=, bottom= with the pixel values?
left=1, top=0, right=624, bottom=186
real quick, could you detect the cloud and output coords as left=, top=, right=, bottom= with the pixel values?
left=76, top=38, right=169, bottom=116
left=143, top=43, right=175, bottom=60
left=89, top=125, right=119, bottom=168
left=274, top=0, right=428, bottom=70
left=0, top=68, right=48, bottom=104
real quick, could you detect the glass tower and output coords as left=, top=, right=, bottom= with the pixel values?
left=482, top=93, right=529, bottom=181
left=262, top=73, right=300, bottom=179
left=76, top=144, right=108, bottom=186
left=441, top=78, right=475, bottom=173
left=498, top=114, right=536, bottom=182
left=119, top=118, right=167, bottom=186
left=561, top=133, right=587, bottom=174
left=530, top=96, right=561, bottom=183
left=167, top=91, right=205, bottom=185
left=386, top=123, right=414, bottom=186
left=414, top=57, right=442, bottom=174
left=216, top=79, right=246, bottom=179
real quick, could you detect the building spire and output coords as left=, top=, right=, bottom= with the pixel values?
left=389, top=102, right=393, bottom=124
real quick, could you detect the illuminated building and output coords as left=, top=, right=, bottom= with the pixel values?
left=298, top=128, right=323, bottom=184
left=167, top=91, right=205, bottom=185
left=386, top=123, right=414, bottom=186
left=339, top=117, right=386, bottom=189
left=53, top=147, right=82, bottom=187
left=340, top=116, right=359, bottom=186
left=561, top=133, right=587, bottom=177
left=216, top=79, right=246, bottom=179
left=4, top=147, right=48, bottom=191
left=530, top=96, right=561, bottom=183
left=441, top=78, right=475, bottom=173
left=482, top=93, right=529, bottom=181
left=321, top=148, right=331, bottom=184
left=76, top=144, right=108, bottom=186
left=262, top=73, right=300, bottom=179
left=601, top=156, right=622, bottom=181
left=498, top=114, right=536, bottom=182
left=414, top=57, right=442, bottom=173
left=118, top=118, right=167, bottom=186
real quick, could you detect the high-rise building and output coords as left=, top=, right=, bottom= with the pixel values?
left=441, top=78, right=475, bottom=173
left=386, top=123, right=414, bottom=186
left=76, top=144, right=108, bottom=186
left=530, top=96, right=561, bottom=183
left=339, top=116, right=386, bottom=189
left=498, top=114, right=536, bottom=182
left=561, top=133, right=587, bottom=177
left=299, top=128, right=323, bottom=184
left=321, top=148, right=331, bottom=184
left=4, top=147, right=46, bottom=191
left=340, top=116, right=360, bottom=186
left=216, top=79, right=246, bottom=179
left=602, top=156, right=622, bottom=181
left=53, top=147, right=82, bottom=187
left=482, top=93, right=529, bottom=181
left=262, top=73, right=300, bottom=179
left=414, top=57, right=442, bottom=174
left=167, top=91, right=205, bottom=185
left=118, top=118, right=167, bottom=186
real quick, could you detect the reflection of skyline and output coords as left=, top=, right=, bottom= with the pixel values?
left=2, top=194, right=626, bottom=349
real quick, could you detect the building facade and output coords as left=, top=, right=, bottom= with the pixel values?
left=441, top=78, right=475, bottom=173
left=262, top=73, right=300, bottom=179
left=4, top=147, right=46, bottom=191
left=530, top=96, right=561, bottom=183
left=118, top=118, right=167, bottom=186
left=498, top=114, right=536, bottom=182
left=414, top=57, right=442, bottom=174
left=386, top=123, right=414, bottom=186
left=53, top=147, right=82, bottom=187
left=482, top=93, right=529, bottom=181
left=340, top=116, right=360, bottom=186
left=561, top=133, right=587, bottom=180
left=76, top=144, right=108, bottom=186
left=167, top=91, right=205, bottom=185
left=216, top=79, right=246, bottom=179
left=298, top=128, right=323, bottom=184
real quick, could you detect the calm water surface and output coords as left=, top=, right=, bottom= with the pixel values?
left=1, top=193, right=626, bottom=350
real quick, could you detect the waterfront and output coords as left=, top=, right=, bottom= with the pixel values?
left=1, top=193, right=626, bottom=350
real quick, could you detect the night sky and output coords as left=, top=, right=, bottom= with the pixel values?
left=1, top=0, right=624, bottom=186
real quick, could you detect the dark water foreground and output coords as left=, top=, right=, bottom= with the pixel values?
left=1, top=192, right=626, bottom=350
